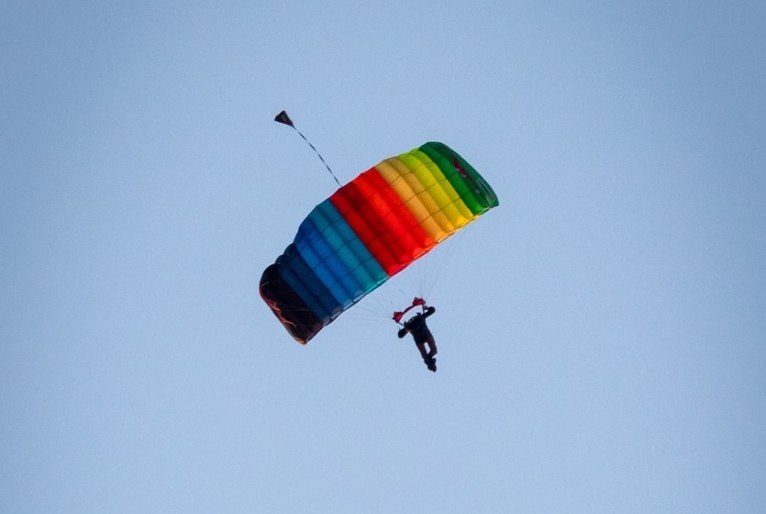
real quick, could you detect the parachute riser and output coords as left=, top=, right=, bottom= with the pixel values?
left=392, top=297, right=427, bottom=325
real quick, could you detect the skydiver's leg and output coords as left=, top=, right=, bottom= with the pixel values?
left=424, top=334, right=437, bottom=359
left=415, top=340, right=430, bottom=362
left=417, top=338, right=437, bottom=372
left=426, top=336, right=438, bottom=371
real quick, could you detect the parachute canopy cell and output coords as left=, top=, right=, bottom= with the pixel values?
left=259, top=142, right=499, bottom=344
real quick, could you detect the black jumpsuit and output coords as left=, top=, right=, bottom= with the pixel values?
left=398, top=306, right=437, bottom=370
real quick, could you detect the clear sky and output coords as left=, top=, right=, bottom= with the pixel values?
left=2, top=1, right=765, bottom=512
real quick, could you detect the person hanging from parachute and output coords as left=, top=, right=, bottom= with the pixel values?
left=262, top=110, right=499, bottom=373
left=394, top=298, right=438, bottom=372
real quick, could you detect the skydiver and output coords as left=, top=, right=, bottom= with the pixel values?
left=397, top=305, right=438, bottom=372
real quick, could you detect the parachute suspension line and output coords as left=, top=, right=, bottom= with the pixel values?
left=344, top=292, right=399, bottom=330
left=275, top=110, right=342, bottom=187
left=419, top=231, right=464, bottom=301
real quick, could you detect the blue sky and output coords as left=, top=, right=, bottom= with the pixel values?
left=2, top=1, right=765, bottom=512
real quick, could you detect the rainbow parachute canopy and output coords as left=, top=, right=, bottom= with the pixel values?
left=260, top=142, right=498, bottom=344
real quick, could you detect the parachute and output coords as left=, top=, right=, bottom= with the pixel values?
left=260, top=141, right=499, bottom=344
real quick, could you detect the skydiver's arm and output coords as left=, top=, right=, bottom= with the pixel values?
left=398, top=328, right=408, bottom=338
left=423, top=306, right=436, bottom=318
